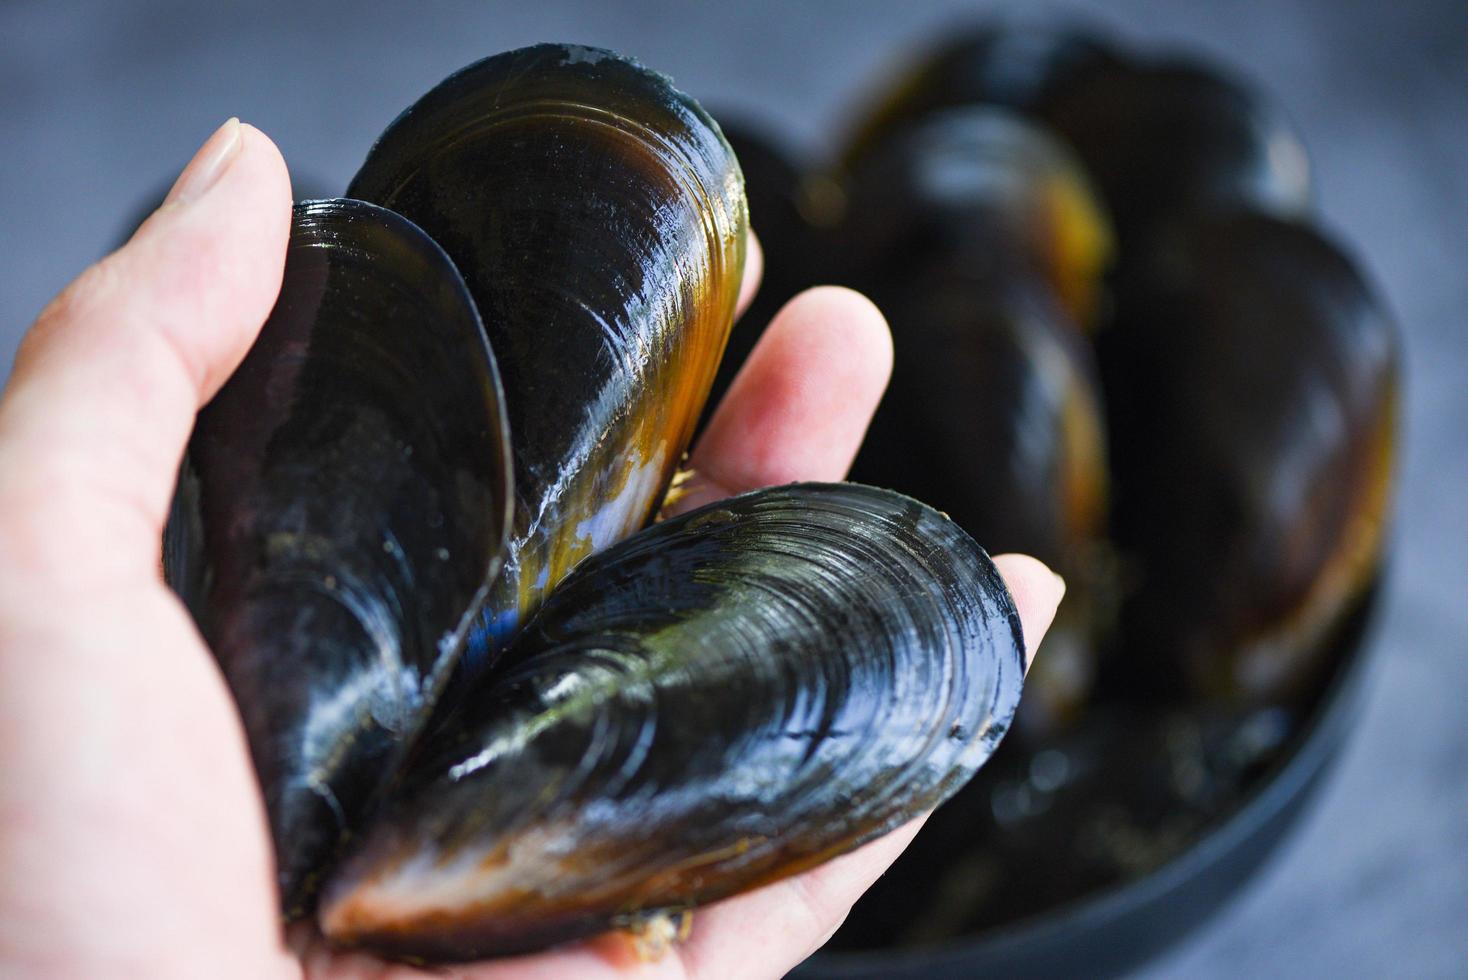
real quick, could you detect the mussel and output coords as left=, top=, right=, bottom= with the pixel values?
left=1033, top=56, right=1312, bottom=247
left=348, top=44, right=747, bottom=663
left=838, top=107, right=1112, bottom=731
left=165, top=198, right=512, bottom=912
left=1101, top=210, right=1398, bottom=702
left=812, top=21, right=1399, bottom=958
left=318, top=483, right=1023, bottom=960
left=837, top=107, right=1113, bottom=329
left=166, top=43, right=1028, bottom=960
left=842, top=25, right=1310, bottom=252
left=838, top=23, right=1124, bottom=174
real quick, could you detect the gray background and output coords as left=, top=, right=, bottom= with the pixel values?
left=2, top=1, right=1464, bottom=976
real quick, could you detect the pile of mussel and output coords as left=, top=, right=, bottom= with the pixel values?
left=710, top=23, right=1398, bottom=951
left=165, top=44, right=1029, bottom=961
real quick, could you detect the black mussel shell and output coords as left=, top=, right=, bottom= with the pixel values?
left=349, top=44, right=747, bottom=666
left=318, top=483, right=1024, bottom=961
left=1101, top=210, right=1398, bottom=702
left=848, top=274, right=1105, bottom=568
left=165, top=199, right=512, bottom=913
left=846, top=272, right=1106, bottom=733
left=839, top=23, right=1124, bottom=173
left=839, top=108, right=1110, bottom=731
left=1033, top=56, right=1312, bottom=247
left=837, top=106, right=1113, bottom=329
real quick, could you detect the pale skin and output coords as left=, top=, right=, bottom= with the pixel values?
left=0, top=121, right=1064, bottom=979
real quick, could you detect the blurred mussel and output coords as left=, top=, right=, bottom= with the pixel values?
left=167, top=42, right=1029, bottom=959
left=804, top=18, right=1399, bottom=960
left=841, top=23, right=1310, bottom=251
left=839, top=22, right=1124, bottom=174
left=1102, top=210, right=1398, bottom=703
left=840, top=107, right=1113, bottom=732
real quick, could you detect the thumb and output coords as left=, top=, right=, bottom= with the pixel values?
left=0, top=119, right=291, bottom=593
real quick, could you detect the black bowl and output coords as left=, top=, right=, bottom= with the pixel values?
left=798, top=577, right=1384, bottom=979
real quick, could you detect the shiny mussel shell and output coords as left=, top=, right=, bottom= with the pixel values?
left=1033, top=54, right=1312, bottom=246
left=839, top=23, right=1124, bottom=173
left=840, top=109, right=1109, bottom=729
left=1102, top=210, right=1398, bottom=702
left=165, top=199, right=512, bottom=912
left=349, top=43, right=747, bottom=664
left=837, top=106, right=1113, bottom=328
left=318, top=483, right=1025, bottom=960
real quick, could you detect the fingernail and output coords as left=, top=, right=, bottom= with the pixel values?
left=164, top=118, right=243, bottom=208
left=1051, top=570, right=1068, bottom=600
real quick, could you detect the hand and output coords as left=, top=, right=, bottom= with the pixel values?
left=0, top=121, right=1063, bottom=979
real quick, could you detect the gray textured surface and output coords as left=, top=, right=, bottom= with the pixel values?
left=2, top=2, right=1464, bottom=976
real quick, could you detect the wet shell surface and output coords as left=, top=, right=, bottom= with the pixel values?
left=318, top=484, right=1024, bottom=960
left=348, top=43, right=747, bottom=665
left=165, top=199, right=512, bottom=912
left=1101, top=210, right=1398, bottom=702
left=164, top=44, right=1030, bottom=961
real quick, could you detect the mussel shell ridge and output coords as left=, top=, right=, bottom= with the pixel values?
left=319, top=483, right=1024, bottom=960
left=349, top=43, right=747, bottom=664
left=166, top=199, right=512, bottom=912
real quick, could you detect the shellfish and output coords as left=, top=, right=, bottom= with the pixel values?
left=1101, top=210, right=1398, bottom=702
left=165, top=198, right=512, bottom=912
left=318, top=483, right=1024, bottom=960
left=165, top=43, right=1027, bottom=958
left=838, top=108, right=1112, bottom=731
left=348, top=44, right=747, bottom=663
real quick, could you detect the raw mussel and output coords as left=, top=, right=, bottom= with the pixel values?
left=169, top=43, right=1029, bottom=961
left=1033, top=55, right=1312, bottom=247
left=839, top=108, right=1111, bottom=730
left=841, top=25, right=1311, bottom=251
left=348, top=43, right=747, bottom=663
left=318, top=483, right=1024, bottom=960
left=1101, top=210, right=1398, bottom=703
left=165, top=198, right=512, bottom=913
left=837, top=106, right=1113, bottom=329
left=838, top=22, right=1124, bottom=177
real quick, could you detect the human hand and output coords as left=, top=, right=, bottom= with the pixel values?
left=0, top=121, right=1063, bottom=979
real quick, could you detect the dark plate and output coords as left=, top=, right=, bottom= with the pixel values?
left=798, top=576, right=1384, bottom=979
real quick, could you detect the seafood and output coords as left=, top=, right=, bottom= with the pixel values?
left=1034, top=57, right=1312, bottom=247
left=837, top=106, right=1113, bottom=329
left=167, top=44, right=1027, bottom=958
left=838, top=108, right=1112, bottom=731
left=164, top=199, right=512, bottom=913
left=810, top=22, right=1399, bottom=957
left=318, top=483, right=1024, bottom=960
left=841, top=26, right=1310, bottom=251
left=348, top=44, right=747, bottom=664
left=839, top=24, right=1124, bottom=174
left=1101, top=211, right=1398, bottom=702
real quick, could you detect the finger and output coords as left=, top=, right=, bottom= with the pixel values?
left=735, top=229, right=763, bottom=320
left=993, top=553, right=1066, bottom=672
left=670, top=285, right=893, bottom=515
left=0, top=119, right=291, bottom=592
